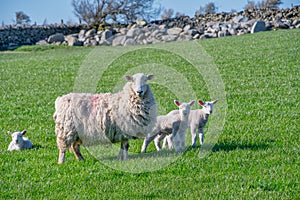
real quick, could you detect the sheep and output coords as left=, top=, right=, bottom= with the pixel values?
left=189, top=100, right=218, bottom=147
left=141, top=100, right=195, bottom=153
left=53, top=73, right=157, bottom=164
left=163, top=99, right=218, bottom=148
left=7, top=130, right=33, bottom=151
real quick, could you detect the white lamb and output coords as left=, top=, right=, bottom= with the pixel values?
left=141, top=100, right=195, bottom=153
left=7, top=130, right=33, bottom=151
left=163, top=99, right=218, bottom=148
left=53, top=73, right=157, bottom=164
left=189, top=100, right=218, bottom=147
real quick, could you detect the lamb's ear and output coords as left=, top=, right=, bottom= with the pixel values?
left=189, top=100, right=196, bottom=106
left=174, top=100, right=181, bottom=107
left=198, top=100, right=204, bottom=106
left=125, top=75, right=132, bottom=81
left=21, top=130, right=27, bottom=135
left=147, top=74, right=154, bottom=80
left=212, top=100, right=218, bottom=104
left=7, top=131, right=12, bottom=136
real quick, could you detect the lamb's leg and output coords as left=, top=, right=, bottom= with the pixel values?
left=70, top=139, right=84, bottom=161
left=154, top=133, right=166, bottom=151
left=163, top=134, right=173, bottom=150
left=180, top=132, right=186, bottom=152
left=199, top=128, right=204, bottom=145
left=173, top=132, right=181, bottom=153
left=118, top=140, right=129, bottom=160
left=191, top=126, right=198, bottom=148
left=141, top=133, right=158, bottom=153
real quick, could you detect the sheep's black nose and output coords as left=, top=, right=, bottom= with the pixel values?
left=137, top=91, right=143, bottom=96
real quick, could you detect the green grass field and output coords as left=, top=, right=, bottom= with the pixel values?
left=0, top=29, right=299, bottom=199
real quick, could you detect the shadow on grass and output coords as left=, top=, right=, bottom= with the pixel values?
left=32, top=144, right=44, bottom=150
left=101, top=149, right=178, bottom=161
left=212, top=141, right=269, bottom=152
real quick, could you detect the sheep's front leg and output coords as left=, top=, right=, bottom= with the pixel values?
left=199, top=128, right=204, bottom=145
left=190, top=126, right=198, bottom=148
left=57, top=136, right=67, bottom=164
left=118, top=140, right=129, bottom=160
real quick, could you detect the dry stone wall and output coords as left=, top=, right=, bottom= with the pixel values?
left=1, top=6, right=299, bottom=50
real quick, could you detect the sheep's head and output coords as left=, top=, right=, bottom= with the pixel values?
left=125, top=73, right=154, bottom=97
left=174, top=100, right=195, bottom=117
left=198, top=100, right=218, bottom=115
left=8, top=130, right=26, bottom=144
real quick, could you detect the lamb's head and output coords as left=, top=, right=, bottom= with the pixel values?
left=8, top=130, right=26, bottom=145
left=174, top=100, right=195, bottom=117
left=198, top=100, right=218, bottom=115
left=125, top=73, right=154, bottom=97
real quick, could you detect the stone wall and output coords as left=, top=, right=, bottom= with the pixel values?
left=1, top=6, right=299, bottom=50
left=0, top=24, right=85, bottom=50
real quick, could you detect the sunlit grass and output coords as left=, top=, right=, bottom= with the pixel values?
left=0, top=29, right=299, bottom=199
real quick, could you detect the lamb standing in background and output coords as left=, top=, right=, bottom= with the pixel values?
left=189, top=100, right=218, bottom=147
left=7, top=130, right=33, bottom=151
left=141, top=100, right=195, bottom=153
left=53, top=73, right=157, bottom=164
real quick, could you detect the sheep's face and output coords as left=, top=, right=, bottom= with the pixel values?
left=126, top=73, right=154, bottom=97
left=8, top=130, right=26, bottom=144
left=174, top=100, right=195, bottom=116
left=198, top=100, right=218, bottom=115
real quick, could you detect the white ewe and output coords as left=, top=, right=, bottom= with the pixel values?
left=141, top=100, right=195, bottom=153
left=53, top=73, right=157, bottom=164
left=7, top=130, right=33, bottom=151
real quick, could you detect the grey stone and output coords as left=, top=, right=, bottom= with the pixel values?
left=85, top=29, right=96, bottom=37
left=36, top=40, right=48, bottom=45
left=167, top=27, right=182, bottom=35
left=124, top=38, right=137, bottom=46
left=48, top=33, right=64, bottom=43
left=251, top=21, right=266, bottom=33
left=112, top=35, right=128, bottom=46
left=127, top=28, right=142, bottom=38
left=101, top=30, right=113, bottom=41
left=161, top=34, right=178, bottom=42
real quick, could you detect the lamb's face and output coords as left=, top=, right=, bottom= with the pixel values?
left=8, top=131, right=25, bottom=144
left=126, top=73, right=154, bottom=97
left=174, top=100, right=195, bottom=117
left=198, top=100, right=218, bottom=115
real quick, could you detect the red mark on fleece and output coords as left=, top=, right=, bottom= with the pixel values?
left=92, top=94, right=100, bottom=110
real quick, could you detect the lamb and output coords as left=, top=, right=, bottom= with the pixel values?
left=189, top=100, right=218, bottom=147
left=53, top=73, right=157, bottom=164
left=141, top=100, right=195, bottom=153
left=163, top=99, right=218, bottom=148
left=7, top=130, right=33, bottom=151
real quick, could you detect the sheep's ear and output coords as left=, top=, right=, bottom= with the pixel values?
left=125, top=75, right=132, bottom=81
left=7, top=131, right=12, bottom=136
left=212, top=100, right=218, bottom=104
left=198, top=100, right=204, bottom=106
left=189, top=100, right=196, bottom=106
left=174, top=100, right=181, bottom=107
left=147, top=74, right=154, bottom=80
left=21, top=130, right=27, bottom=135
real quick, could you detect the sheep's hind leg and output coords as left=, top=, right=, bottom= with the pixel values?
left=118, top=140, right=129, bottom=160
left=70, top=139, right=84, bottom=161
